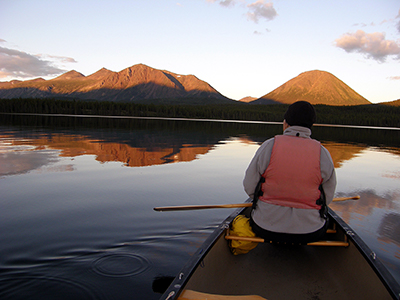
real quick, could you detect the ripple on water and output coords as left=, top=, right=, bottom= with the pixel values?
left=92, top=253, right=150, bottom=277
left=0, top=275, right=102, bottom=300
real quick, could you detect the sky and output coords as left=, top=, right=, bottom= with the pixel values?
left=0, top=0, right=399, bottom=103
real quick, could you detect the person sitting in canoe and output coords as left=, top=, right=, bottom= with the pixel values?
left=243, top=100, right=337, bottom=244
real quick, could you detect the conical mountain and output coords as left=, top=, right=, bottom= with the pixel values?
left=254, top=70, right=370, bottom=106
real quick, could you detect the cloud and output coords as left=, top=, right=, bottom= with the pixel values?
left=247, top=1, right=277, bottom=23
left=388, top=76, right=400, bottom=80
left=0, top=46, right=76, bottom=79
left=334, top=30, right=400, bottom=62
left=220, top=0, right=237, bottom=7
left=37, top=54, right=77, bottom=64
left=206, top=0, right=237, bottom=7
left=397, top=9, right=400, bottom=34
left=352, top=22, right=375, bottom=27
left=253, top=28, right=271, bottom=35
left=206, top=0, right=278, bottom=25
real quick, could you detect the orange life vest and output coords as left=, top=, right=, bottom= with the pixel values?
left=259, top=135, right=322, bottom=210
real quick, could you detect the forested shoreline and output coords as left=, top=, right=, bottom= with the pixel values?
left=1, top=97, right=399, bottom=128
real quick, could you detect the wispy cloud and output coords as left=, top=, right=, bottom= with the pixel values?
left=388, top=76, right=400, bottom=80
left=206, top=0, right=278, bottom=23
left=37, top=54, right=77, bottom=64
left=396, top=9, right=400, bottom=34
left=253, top=28, right=271, bottom=35
left=334, top=30, right=400, bottom=62
left=247, top=1, right=277, bottom=23
left=0, top=45, right=76, bottom=79
left=352, top=22, right=375, bottom=27
left=206, top=0, right=239, bottom=7
left=220, top=0, right=236, bottom=7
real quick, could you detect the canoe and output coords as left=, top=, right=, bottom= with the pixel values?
left=160, top=200, right=400, bottom=300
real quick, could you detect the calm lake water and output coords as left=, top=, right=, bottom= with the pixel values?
left=1, top=114, right=399, bottom=299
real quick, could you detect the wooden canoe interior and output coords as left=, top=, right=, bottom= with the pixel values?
left=177, top=289, right=266, bottom=300
left=181, top=219, right=393, bottom=300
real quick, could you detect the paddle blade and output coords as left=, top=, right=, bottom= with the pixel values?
left=332, top=195, right=360, bottom=202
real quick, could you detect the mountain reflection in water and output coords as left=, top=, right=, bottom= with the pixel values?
left=0, top=114, right=399, bottom=298
left=0, top=131, right=381, bottom=175
left=0, top=120, right=390, bottom=173
left=0, top=133, right=213, bottom=169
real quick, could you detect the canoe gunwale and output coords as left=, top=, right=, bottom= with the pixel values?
left=159, top=200, right=400, bottom=300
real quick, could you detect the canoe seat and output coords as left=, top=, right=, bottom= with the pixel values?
left=178, top=289, right=267, bottom=300
left=225, top=234, right=349, bottom=247
left=225, top=224, right=349, bottom=247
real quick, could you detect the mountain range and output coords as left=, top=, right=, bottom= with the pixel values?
left=0, top=64, right=383, bottom=106
left=0, top=64, right=232, bottom=104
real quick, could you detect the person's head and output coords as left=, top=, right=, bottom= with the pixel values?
left=283, top=100, right=316, bottom=129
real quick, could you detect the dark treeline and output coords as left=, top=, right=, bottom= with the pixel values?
left=1, top=97, right=399, bottom=128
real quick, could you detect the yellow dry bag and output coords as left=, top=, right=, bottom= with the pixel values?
left=229, top=215, right=259, bottom=255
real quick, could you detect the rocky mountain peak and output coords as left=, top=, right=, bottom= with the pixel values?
left=52, top=70, right=86, bottom=81
left=87, top=68, right=115, bottom=80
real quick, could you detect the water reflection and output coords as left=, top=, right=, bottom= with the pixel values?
left=0, top=132, right=213, bottom=171
left=0, top=138, right=61, bottom=177
left=321, top=142, right=367, bottom=168
left=332, top=191, right=399, bottom=225
left=1, top=114, right=400, bottom=296
left=379, top=213, right=400, bottom=246
left=1, top=132, right=391, bottom=177
left=2, top=119, right=400, bottom=236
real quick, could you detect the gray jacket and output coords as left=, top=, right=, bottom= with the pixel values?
left=243, top=126, right=337, bottom=234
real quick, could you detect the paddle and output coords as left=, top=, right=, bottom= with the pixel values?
left=154, top=195, right=360, bottom=212
left=331, top=195, right=360, bottom=202
left=154, top=203, right=252, bottom=212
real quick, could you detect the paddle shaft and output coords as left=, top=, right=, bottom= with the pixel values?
left=154, top=203, right=252, bottom=211
left=153, top=195, right=360, bottom=212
